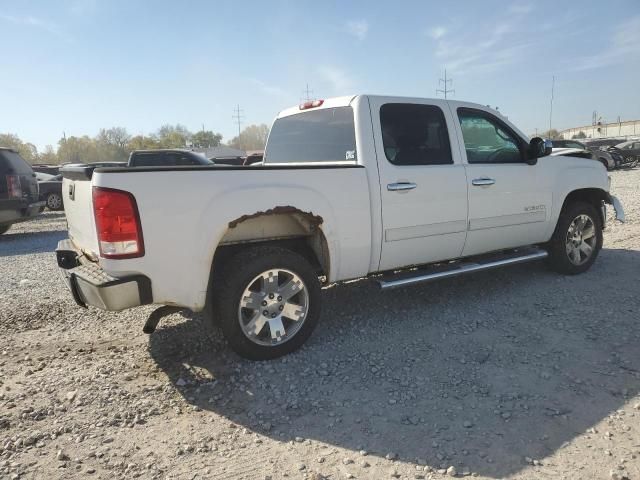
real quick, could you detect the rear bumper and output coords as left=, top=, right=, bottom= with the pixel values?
left=56, top=239, right=152, bottom=311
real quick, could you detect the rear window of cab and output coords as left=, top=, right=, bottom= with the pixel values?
left=265, top=107, right=356, bottom=164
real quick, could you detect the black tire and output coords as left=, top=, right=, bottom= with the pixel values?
left=212, top=245, right=322, bottom=360
left=0, top=224, right=10, bottom=235
left=546, top=201, right=603, bottom=275
left=46, top=192, right=64, bottom=211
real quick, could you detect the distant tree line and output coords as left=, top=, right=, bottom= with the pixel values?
left=0, top=123, right=269, bottom=165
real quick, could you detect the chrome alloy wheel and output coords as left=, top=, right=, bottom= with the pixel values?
left=47, top=193, right=62, bottom=210
left=565, top=214, right=597, bottom=266
left=237, top=268, right=309, bottom=346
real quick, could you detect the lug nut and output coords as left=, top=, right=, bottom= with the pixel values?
left=277, top=296, right=282, bottom=301
left=279, top=305, right=284, bottom=311
left=269, top=293, right=275, bottom=299
left=263, top=310, right=269, bottom=316
left=271, top=313, right=276, bottom=318
left=261, top=300, right=267, bottom=306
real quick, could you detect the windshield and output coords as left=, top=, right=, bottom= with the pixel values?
left=265, top=107, right=356, bottom=164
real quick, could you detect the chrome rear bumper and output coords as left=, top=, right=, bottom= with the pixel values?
left=56, top=239, right=152, bottom=311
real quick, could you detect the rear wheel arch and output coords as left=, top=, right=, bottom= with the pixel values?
left=205, top=209, right=331, bottom=313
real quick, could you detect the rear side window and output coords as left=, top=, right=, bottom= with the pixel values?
left=380, top=104, right=453, bottom=166
left=0, top=150, right=33, bottom=175
left=265, top=107, right=356, bottom=163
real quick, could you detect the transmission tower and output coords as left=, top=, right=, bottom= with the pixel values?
left=302, top=83, right=314, bottom=102
left=232, top=104, right=244, bottom=138
left=232, top=104, right=244, bottom=137
left=436, top=69, right=454, bottom=98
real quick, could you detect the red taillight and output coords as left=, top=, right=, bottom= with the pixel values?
left=299, top=99, right=324, bottom=110
left=6, top=175, right=22, bottom=199
left=92, top=187, right=144, bottom=259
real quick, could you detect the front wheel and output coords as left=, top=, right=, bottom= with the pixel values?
left=546, top=201, right=603, bottom=275
left=212, top=246, right=322, bottom=360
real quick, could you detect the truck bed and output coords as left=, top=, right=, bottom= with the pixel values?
left=61, top=163, right=374, bottom=311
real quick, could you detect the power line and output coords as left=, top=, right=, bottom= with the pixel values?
left=436, top=69, right=454, bottom=99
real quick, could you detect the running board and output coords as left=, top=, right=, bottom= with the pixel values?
left=378, top=248, right=548, bottom=290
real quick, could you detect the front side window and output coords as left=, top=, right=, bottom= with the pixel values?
left=458, top=109, right=523, bottom=164
left=380, top=103, right=452, bottom=166
left=265, top=107, right=356, bottom=163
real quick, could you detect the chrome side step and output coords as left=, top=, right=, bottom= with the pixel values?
left=378, top=248, right=548, bottom=290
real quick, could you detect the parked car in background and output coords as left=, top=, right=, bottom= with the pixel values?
left=57, top=95, right=624, bottom=360
left=0, top=147, right=44, bottom=234
left=37, top=173, right=64, bottom=211
left=210, top=155, right=245, bottom=166
left=552, top=139, right=619, bottom=170
left=611, top=140, right=640, bottom=166
left=128, top=149, right=212, bottom=167
left=32, top=164, right=60, bottom=176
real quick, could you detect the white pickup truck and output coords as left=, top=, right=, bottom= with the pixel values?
left=57, top=95, right=625, bottom=360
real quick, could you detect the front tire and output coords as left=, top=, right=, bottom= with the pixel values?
left=546, top=201, right=602, bottom=275
left=212, top=246, right=322, bottom=360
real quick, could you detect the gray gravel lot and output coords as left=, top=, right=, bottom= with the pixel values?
left=1, top=170, right=639, bottom=480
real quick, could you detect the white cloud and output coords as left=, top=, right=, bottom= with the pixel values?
left=571, top=16, right=640, bottom=71
left=69, top=0, right=99, bottom=17
left=317, top=65, right=354, bottom=92
left=247, top=78, right=289, bottom=99
left=346, top=19, right=368, bottom=40
left=0, top=13, right=67, bottom=39
left=429, top=6, right=534, bottom=75
left=509, top=3, right=533, bottom=14
left=428, top=26, right=447, bottom=40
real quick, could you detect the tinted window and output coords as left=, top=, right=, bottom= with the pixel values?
left=0, top=150, right=33, bottom=175
left=132, top=153, right=166, bottom=166
left=458, top=109, right=523, bottom=164
left=165, top=152, right=204, bottom=165
left=380, top=104, right=452, bottom=166
left=265, top=107, right=356, bottom=163
left=554, top=140, right=585, bottom=149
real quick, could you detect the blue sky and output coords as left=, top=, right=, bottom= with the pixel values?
left=1, top=0, right=639, bottom=150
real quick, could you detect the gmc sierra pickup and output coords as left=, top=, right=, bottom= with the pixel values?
left=56, top=95, right=625, bottom=360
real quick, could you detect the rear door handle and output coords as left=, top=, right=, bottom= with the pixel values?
left=387, top=182, right=417, bottom=192
left=472, top=178, right=495, bottom=186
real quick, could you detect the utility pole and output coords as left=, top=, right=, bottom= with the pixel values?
left=232, top=104, right=244, bottom=148
left=436, top=69, right=454, bottom=99
left=549, top=76, right=555, bottom=135
left=302, top=83, right=314, bottom=102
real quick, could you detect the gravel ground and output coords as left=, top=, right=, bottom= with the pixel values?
left=1, top=170, right=639, bottom=480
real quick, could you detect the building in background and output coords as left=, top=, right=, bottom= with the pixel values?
left=559, top=120, right=640, bottom=140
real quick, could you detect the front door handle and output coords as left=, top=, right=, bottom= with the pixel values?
left=472, top=178, right=496, bottom=186
left=387, top=182, right=417, bottom=192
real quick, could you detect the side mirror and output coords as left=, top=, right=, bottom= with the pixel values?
left=527, top=137, right=552, bottom=164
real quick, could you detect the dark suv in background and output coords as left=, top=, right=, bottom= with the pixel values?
left=0, top=148, right=44, bottom=234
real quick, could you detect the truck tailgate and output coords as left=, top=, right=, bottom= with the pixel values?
left=61, top=166, right=100, bottom=257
